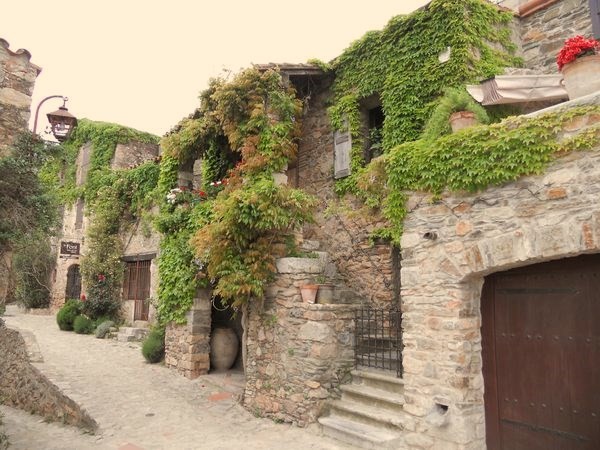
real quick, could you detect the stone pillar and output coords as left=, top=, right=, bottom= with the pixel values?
left=164, top=288, right=211, bottom=379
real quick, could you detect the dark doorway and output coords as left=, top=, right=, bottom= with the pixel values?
left=123, top=260, right=151, bottom=321
left=65, top=264, right=82, bottom=300
left=481, top=254, right=600, bottom=449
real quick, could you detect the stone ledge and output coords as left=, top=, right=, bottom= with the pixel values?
left=276, top=257, right=325, bottom=274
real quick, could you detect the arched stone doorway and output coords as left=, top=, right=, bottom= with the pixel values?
left=481, top=254, right=600, bottom=449
left=65, top=264, right=81, bottom=300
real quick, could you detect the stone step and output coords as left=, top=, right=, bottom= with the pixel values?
left=352, top=369, right=405, bottom=395
left=318, top=416, right=403, bottom=450
left=300, top=239, right=320, bottom=251
left=327, top=399, right=406, bottom=431
left=275, top=255, right=327, bottom=275
left=340, top=384, right=405, bottom=413
left=116, top=327, right=149, bottom=342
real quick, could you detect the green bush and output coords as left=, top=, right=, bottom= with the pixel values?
left=56, top=300, right=81, bottom=331
left=73, top=315, right=94, bottom=334
left=141, top=328, right=165, bottom=363
left=80, top=278, right=121, bottom=320
left=94, top=320, right=115, bottom=339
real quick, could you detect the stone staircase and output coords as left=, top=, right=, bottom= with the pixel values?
left=318, top=369, right=407, bottom=449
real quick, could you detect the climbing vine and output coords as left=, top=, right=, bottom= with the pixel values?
left=156, top=68, right=315, bottom=322
left=43, top=120, right=159, bottom=318
left=328, top=0, right=521, bottom=196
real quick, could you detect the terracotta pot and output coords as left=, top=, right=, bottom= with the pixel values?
left=210, top=327, right=239, bottom=371
left=561, top=54, right=600, bottom=100
left=300, top=284, right=319, bottom=303
left=316, top=283, right=335, bottom=304
left=449, top=111, right=478, bottom=133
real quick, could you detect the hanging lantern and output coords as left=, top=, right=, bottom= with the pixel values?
left=46, top=100, right=77, bottom=142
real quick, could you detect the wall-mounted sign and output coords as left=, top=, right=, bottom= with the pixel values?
left=60, top=241, right=80, bottom=256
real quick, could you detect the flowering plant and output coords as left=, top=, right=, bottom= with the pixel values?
left=557, top=35, right=600, bottom=70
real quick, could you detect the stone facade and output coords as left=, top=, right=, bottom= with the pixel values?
left=164, top=289, right=211, bottom=379
left=398, top=106, right=600, bottom=448
left=519, top=0, right=592, bottom=73
left=297, top=79, right=396, bottom=305
left=0, top=318, right=96, bottom=431
left=0, top=38, right=40, bottom=155
left=50, top=140, right=161, bottom=324
left=243, top=266, right=356, bottom=426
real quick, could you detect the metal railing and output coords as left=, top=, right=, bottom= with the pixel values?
left=354, top=305, right=403, bottom=378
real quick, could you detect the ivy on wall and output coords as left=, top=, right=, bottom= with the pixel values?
left=44, top=120, right=159, bottom=317
left=156, top=68, right=315, bottom=322
left=328, top=0, right=521, bottom=196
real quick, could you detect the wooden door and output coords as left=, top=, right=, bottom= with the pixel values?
left=65, top=264, right=81, bottom=300
left=123, top=260, right=151, bottom=321
left=482, top=255, right=600, bottom=449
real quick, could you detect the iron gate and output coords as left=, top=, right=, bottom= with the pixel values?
left=354, top=305, right=403, bottom=377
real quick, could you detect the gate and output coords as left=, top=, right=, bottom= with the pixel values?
left=65, top=264, right=81, bottom=300
left=122, top=260, right=151, bottom=321
left=354, top=305, right=403, bottom=377
left=482, top=254, right=600, bottom=449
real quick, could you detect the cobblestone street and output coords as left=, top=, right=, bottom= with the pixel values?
left=1, top=306, right=349, bottom=450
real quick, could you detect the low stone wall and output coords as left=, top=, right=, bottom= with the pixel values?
left=243, top=267, right=356, bottom=426
left=0, top=319, right=96, bottom=431
left=164, top=289, right=211, bottom=379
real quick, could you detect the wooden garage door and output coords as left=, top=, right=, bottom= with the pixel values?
left=482, top=255, right=600, bottom=450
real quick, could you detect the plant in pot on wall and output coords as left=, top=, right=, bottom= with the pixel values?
left=421, top=87, right=489, bottom=140
left=300, top=282, right=319, bottom=304
left=557, top=35, right=600, bottom=100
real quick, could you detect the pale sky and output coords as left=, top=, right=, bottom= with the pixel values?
left=2, top=1, right=430, bottom=137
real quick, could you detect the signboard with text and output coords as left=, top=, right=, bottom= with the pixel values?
left=60, top=241, right=80, bottom=256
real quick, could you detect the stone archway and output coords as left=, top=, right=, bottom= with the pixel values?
left=398, top=150, right=600, bottom=449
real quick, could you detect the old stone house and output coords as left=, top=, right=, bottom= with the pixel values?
left=50, top=137, right=161, bottom=325
left=163, top=1, right=600, bottom=449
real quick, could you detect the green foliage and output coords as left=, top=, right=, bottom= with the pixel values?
left=157, top=68, right=316, bottom=320
left=56, top=300, right=82, bottom=331
left=141, top=327, right=165, bottom=363
left=421, top=87, right=490, bottom=141
left=73, top=315, right=94, bottom=334
left=12, top=233, right=55, bottom=309
left=81, top=275, right=121, bottom=320
left=329, top=0, right=520, bottom=195
left=0, top=133, right=59, bottom=253
left=94, top=320, right=115, bottom=339
left=377, top=106, right=600, bottom=244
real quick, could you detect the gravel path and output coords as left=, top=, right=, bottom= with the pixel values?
left=1, top=306, right=349, bottom=450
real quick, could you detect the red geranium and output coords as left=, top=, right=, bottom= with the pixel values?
left=557, top=35, right=600, bottom=71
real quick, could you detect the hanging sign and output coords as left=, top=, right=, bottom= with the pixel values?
left=60, top=241, right=80, bottom=256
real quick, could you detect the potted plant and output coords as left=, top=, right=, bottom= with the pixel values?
left=557, top=35, right=600, bottom=100
left=421, top=87, right=489, bottom=140
left=299, top=283, right=319, bottom=303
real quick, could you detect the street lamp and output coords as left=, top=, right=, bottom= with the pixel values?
left=32, top=95, right=77, bottom=142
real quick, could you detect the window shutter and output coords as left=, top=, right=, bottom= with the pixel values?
left=334, top=124, right=352, bottom=179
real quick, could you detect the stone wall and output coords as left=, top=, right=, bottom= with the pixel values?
left=398, top=106, right=600, bottom=448
left=164, top=289, right=211, bottom=379
left=519, top=0, right=592, bottom=73
left=297, top=79, right=396, bottom=305
left=0, top=319, right=96, bottom=431
left=243, top=263, right=356, bottom=426
left=0, top=38, right=40, bottom=155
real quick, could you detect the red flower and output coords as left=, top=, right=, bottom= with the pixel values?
left=557, top=35, right=600, bottom=70
left=199, top=191, right=207, bottom=197
left=98, top=274, right=106, bottom=282
left=80, top=294, right=86, bottom=301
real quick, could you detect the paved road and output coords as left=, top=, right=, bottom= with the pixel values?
left=1, top=306, right=349, bottom=450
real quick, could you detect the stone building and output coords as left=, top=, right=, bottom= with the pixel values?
left=162, top=1, right=600, bottom=448
left=0, top=38, right=41, bottom=306
left=50, top=138, right=161, bottom=325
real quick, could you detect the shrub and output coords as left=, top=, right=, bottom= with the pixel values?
left=141, top=328, right=165, bottom=363
left=80, top=277, right=121, bottom=320
left=12, top=235, right=54, bottom=309
left=73, top=315, right=94, bottom=334
left=56, top=300, right=81, bottom=331
left=94, top=320, right=115, bottom=339
left=0, top=409, right=8, bottom=450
